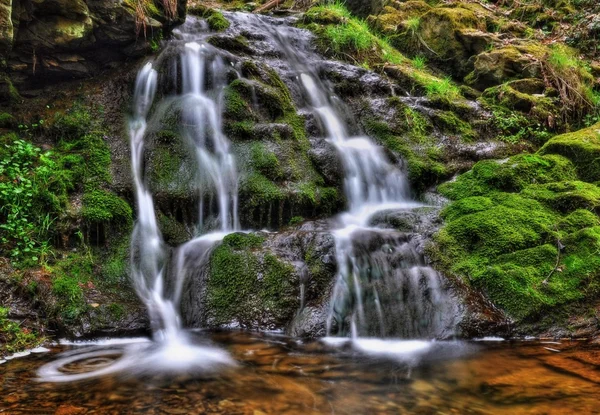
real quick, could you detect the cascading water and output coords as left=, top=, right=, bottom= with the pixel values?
left=37, top=11, right=461, bottom=383
left=255, top=16, right=459, bottom=340
left=37, top=19, right=241, bottom=383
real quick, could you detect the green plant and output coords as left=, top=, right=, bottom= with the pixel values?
left=415, top=75, right=462, bottom=101
left=0, top=139, right=46, bottom=262
left=0, top=306, right=41, bottom=353
left=544, top=44, right=599, bottom=120
left=412, top=55, right=426, bottom=70
left=289, top=216, right=304, bottom=226
left=406, top=17, right=421, bottom=35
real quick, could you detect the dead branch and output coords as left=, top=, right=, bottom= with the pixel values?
left=255, top=0, right=282, bottom=13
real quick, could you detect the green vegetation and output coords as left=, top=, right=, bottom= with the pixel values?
left=434, top=147, right=600, bottom=322
left=206, top=233, right=298, bottom=327
left=0, top=306, right=41, bottom=354
left=412, top=55, right=426, bottom=70
left=188, top=5, right=231, bottom=31
left=303, top=3, right=405, bottom=66
left=0, top=138, right=52, bottom=263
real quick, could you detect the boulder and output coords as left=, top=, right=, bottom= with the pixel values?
left=539, top=122, right=600, bottom=182
left=417, top=6, right=491, bottom=76
left=465, top=44, right=545, bottom=90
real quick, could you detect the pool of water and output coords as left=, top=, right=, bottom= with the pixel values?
left=1, top=331, right=599, bottom=414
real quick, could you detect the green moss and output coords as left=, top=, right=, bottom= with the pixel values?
left=222, top=232, right=265, bottom=250
left=522, top=181, right=600, bottom=213
left=224, top=83, right=255, bottom=121
left=435, top=125, right=600, bottom=322
left=50, top=253, right=94, bottom=322
left=441, top=196, right=494, bottom=222
left=101, top=237, right=130, bottom=284
left=289, top=216, right=304, bottom=226
left=439, top=154, right=578, bottom=198
left=81, top=190, right=132, bottom=224
left=206, top=237, right=297, bottom=327
left=539, top=122, right=600, bottom=182
left=433, top=111, right=475, bottom=139
left=559, top=209, right=599, bottom=232
left=250, top=142, right=282, bottom=180
left=242, top=172, right=284, bottom=208
left=207, top=13, right=230, bottom=31
left=442, top=196, right=556, bottom=258
left=108, top=303, right=125, bottom=320
left=188, top=5, right=231, bottom=31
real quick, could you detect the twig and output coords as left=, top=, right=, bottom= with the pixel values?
left=542, top=232, right=562, bottom=285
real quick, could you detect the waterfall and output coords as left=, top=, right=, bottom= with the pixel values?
left=180, top=41, right=240, bottom=233
left=127, top=12, right=459, bottom=341
left=257, top=17, right=459, bottom=339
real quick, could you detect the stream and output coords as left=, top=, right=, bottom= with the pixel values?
left=1, top=332, right=600, bottom=414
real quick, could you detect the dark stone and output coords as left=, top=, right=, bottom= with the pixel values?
left=308, top=138, right=344, bottom=187
left=344, top=0, right=385, bottom=18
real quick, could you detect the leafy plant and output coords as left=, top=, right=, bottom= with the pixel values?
left=0, top=139, right=45, bottom=262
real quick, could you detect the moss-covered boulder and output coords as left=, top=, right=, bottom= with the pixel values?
left=465, top=44, right=545, bottom=90
left=539, top=122, right=600, bottom=182
left=434, top=123, right=600, bottom=328
left=412, top=5, right=493, bottom=76
left=188, top=5, right=230, bottom=31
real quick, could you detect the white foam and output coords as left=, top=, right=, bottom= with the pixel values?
left=474, top=337, right=505, bottom=342
left=58, top=337, right=151, bottom=346
left=352, top=338, right=432, bottom=357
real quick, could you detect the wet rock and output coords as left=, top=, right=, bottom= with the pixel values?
left=288, top=306, right=328, bottom=338
left=308, top=138, right=344, bottom=187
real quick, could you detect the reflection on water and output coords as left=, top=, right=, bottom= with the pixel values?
left=1, top=331, right=599, bottom=414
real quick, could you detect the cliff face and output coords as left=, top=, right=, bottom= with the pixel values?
left=0, top=0, right=187, bottom=94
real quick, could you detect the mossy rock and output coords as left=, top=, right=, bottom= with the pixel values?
left=439, top=153, right=578, bottom=198
left=431, top=110, right=475, bottom=139
left=205, top=233, right=299, bottom=329
left=435, top=123, right=600, bottom=323
left=188, top=5, right=231, bottom=31
left=522, top=180, right=600, bottom=213
left=207, top=35, right=251, bottom=54
left=415, top=5, right=491, bottom=76
left=538, top=123, right=600, bottom=182
left=369, top=2, right=432, bottom=35
left=81, top=190, right=132, bottom=224
left=465, top=44, right=546, bottom=90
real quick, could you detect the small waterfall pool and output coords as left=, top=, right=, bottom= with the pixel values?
left=2, top=332, right=600, bottom=414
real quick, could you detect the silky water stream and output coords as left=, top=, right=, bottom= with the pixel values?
left=1, top=12, right=599, bottom=415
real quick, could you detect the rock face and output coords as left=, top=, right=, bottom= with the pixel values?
left=1, top=0, right=187, bottom=90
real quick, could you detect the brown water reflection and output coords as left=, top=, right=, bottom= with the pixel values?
left=1, top=332, right=599, bottom=414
